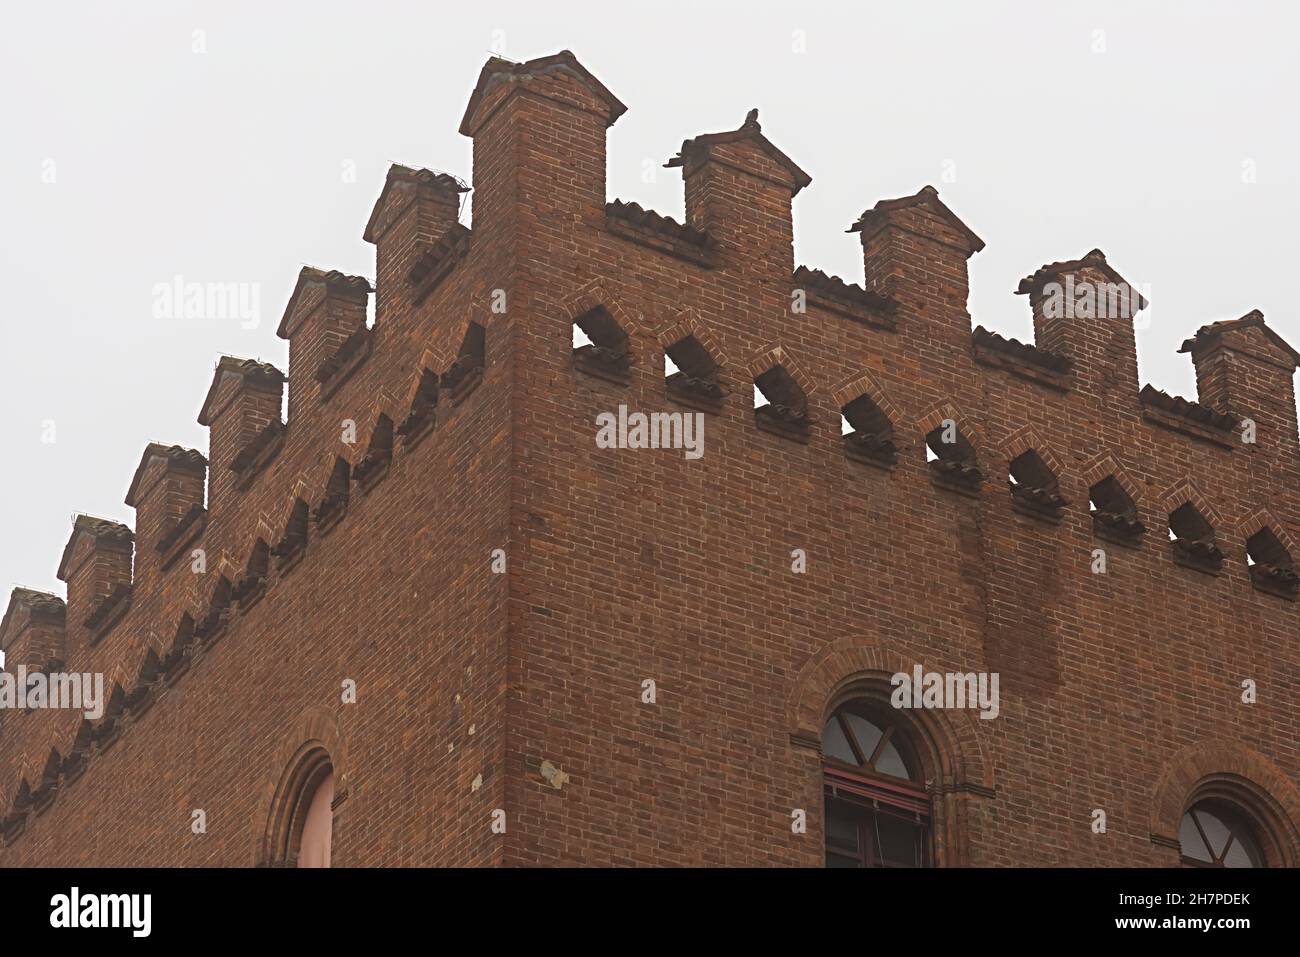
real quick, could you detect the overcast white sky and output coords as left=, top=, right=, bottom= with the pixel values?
left=1, top=0, right=1297, bottom=600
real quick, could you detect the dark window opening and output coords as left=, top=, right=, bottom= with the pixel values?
left=1008, top=449, right=1068, bottom=519
left=822, top=703, right=930, bottom=868
left=232, top=539, right=270, bottom=609
left=272, top=499, right=309, bottom=571
left=1246, top=527, right=1298, bottom=598
left=31, top=749, right=62, bottom=809
left=1169, top=502, right=1223, bottom=573
left=841, top=394, right=897, bottom=468
left=95, top=685, right=128, bottom=744
left=664, top=335, right=723, bottom=412
left=125, top=649, right=162, bottom=716
left=353, top=414, right=394, bottom=490
left=1090, top=476, right=1144, bottom=544
left=572, top=306, right=631, bottom=383
left=926, top=424, right=982, bottom=492
left=754, top=365, right=812, bottom=442
left=314, top=457, right=351, bottom=532
left=443, top=322, right=485, bottom=403
left=398, top=370, right=439, bottom=446
left=165, top=613, right=195, bottom=672
left=194, top=578, right=232, bottom=645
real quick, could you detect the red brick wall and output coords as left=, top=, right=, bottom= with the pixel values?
left=0, top=141, right=516, bottom=864
left=2, top=51, right=1298, bottom=867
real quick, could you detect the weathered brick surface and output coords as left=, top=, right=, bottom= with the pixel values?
left=2, top=50, right=1298, bottom=867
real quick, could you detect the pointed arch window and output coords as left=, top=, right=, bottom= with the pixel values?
left=232, top=539, right=270, bottom=610
left=353, top=414, right=394, bottom=492
left=841, top=393, right=897, bottom=468
left=1090, top=476, right=1144, bottom=545
left=573, top=306, right=631, bottom=383
left=754, top=365, right=812, bottom=442
left=443, top=322, right=485, bottom=403
left=822, top=702, right=930, bottom=868
left=1169, top=502, right=1223, bottom=573
left=313, top=458, right=351, bottom=533
left=397, top=369, right=439, bottom=448
left=272, top=499, right=309, bottom=572
left=664, top=334, right=723, bottom=413
left=1246, top=527, right=1298, bottom=598
left=1008, top=449, right=1068, bottom=520
left=926, top=423, right=982, bottom=494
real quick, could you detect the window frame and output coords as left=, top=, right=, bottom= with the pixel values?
left=821, top=702, right=932, bottom=867
left=1179, top=798, right=1267, bottom=869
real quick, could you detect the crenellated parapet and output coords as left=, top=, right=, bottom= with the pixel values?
left=0, top=589, right=67, bottom=674
left=56, top=517, right=134, bottom=656
left=4, top=49, right=1300, bottom=857
left=197, top=357, right=286, bottom=511
left=364, top=165, right=467, bottom=319
left=125, top=444, right=207, bottom=578
left=1180, top=310, right=1300, bottom=455
left=276, top=270, right=371, bottom=414
left=667, top=109, right=810, bottom=276
left=848, top=185, right=985, bottom=352
left=1015, top=248, right=1147, bottom=407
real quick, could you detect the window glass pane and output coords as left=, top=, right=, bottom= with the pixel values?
left=826, top=853, right=859, bottom=868
left=1222, top=838, right=1258, bottom=868
left=842, top=712, right=883, bottom=764
left=825, top=801, right=861, bottom=854
left=822, top=716, right=857, bottom=764
left=1179, top=812, right=1211, bottom=862
left=875, top=739, right=911, bottom=779
left=1195, top=809, right=1231, bottom=858
left=875, top=812, right=923, bottom=867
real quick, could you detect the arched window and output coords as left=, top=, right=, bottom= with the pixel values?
left=262, top=744, right=335, bottom=868
left=753, top=364, right=812, bottom=442
left=925, top=422, right=982, bottom=493
left=1179, top=799, right=1267, bottom=868
left=822, top=702, right=930, bottom=867
left=1008, top=448, right=1068, bottom=520
left=297, top=770, right=335, bottom=868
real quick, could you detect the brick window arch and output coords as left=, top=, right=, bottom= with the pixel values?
left=1245, top=526, right=1298, bottom=599
left=573, top=306, right=632, bottom=383
left=1089, top=475, right=1145, bottom=544
left=1149, top=743, right=1300, bottom=867
left=1168, top=501, right=1223, bottom=573
left=789, top=644, right=994, bottom=867
left=1172, top=773, right=1295, bottom=868
left=754, top=364, right=812, bottom=442
left=263, top=744, right=334, bottom=868
left=443, top=322, right=486, bottom=403
left=1007, top=448, right=1068, bottom=521
left=822, top=700, right=930, bottom=868
left=664, top=333, right=724, bottom=413
left=925, top=422, right=982, bottom=494
left=840, top=393, right=897, bottom=468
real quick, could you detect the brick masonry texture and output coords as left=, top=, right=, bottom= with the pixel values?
left=1, top=50, right=1299, bottom=867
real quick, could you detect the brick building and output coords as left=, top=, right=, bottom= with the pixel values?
left=1, top=50, right=1298, bottom=867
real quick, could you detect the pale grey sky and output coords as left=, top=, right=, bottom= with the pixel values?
left=2, top=0, right=1297, bottom=598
